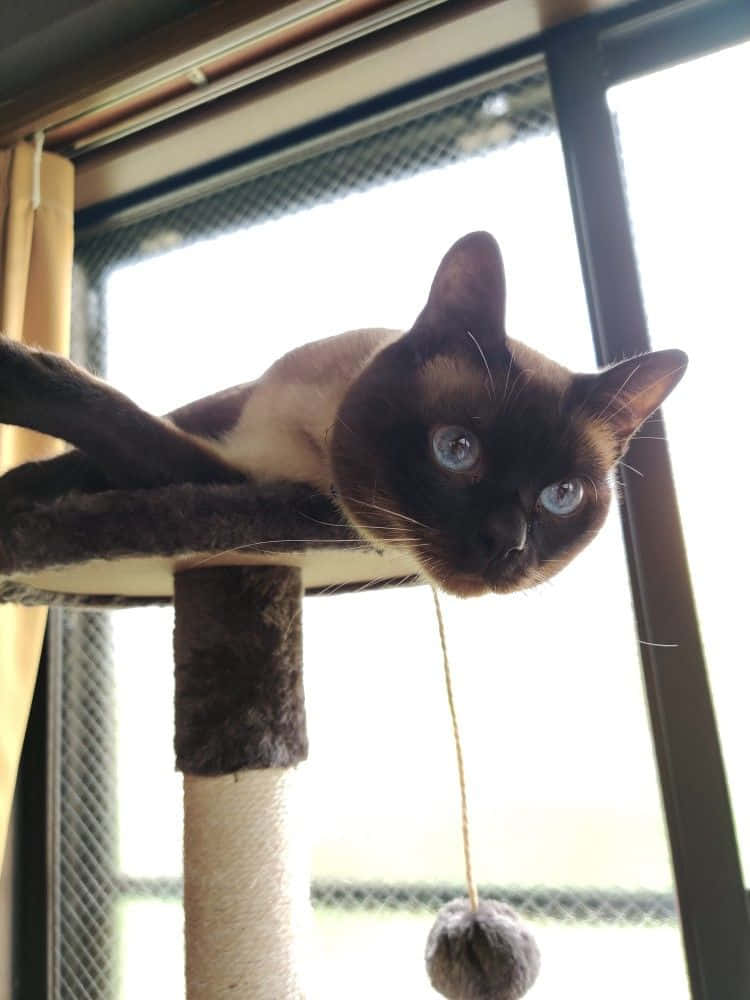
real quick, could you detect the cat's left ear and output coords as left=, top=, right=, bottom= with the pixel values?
left=579, top=348, right=688, bottom=444
left=411, top=231, right=507, bottom=355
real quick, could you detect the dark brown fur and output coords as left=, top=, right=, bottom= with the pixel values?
left=170, top=382, right=257, bottom=439
left=0, top=232, right=687, bottom=599
left=331, top=232, right=687, bottom=596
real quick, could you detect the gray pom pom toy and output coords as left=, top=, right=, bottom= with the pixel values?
left=425, top=898, right=540, bottom=1000
left=429, top=590, right=541, bottom=999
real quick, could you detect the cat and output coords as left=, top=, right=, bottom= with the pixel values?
left=0, top=231, right=686, bottom=597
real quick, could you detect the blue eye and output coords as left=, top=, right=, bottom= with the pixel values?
left=539, top=479, right=585, bottom=516
left=431, top=425, right=480, bottom=472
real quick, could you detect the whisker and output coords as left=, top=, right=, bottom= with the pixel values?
left=581, top=474, right=600, bottom=504
left=594, top=364, right=641, bottom=423
left=344, top=520, right=423, bottom=534
left=606, top=364, right=687, bottom=423
left=504, top=368, right=532, bottom=413
left=504, top=367, right=524, bottom=410
left=298, top=511, right=349, bottom=529
left=312, top=581, right=349, bottom=598
left=189, top=537, right=369, bottom=567
left=335, top=415, right=356, bottom=435
left=346, top=497, right=435, bottom=532
left=365, top=525, right=428, bottom=534
left=282, top=605, right=303, bottom=643
left=502, top=347, right=516, bottom=403
left=350, top=574, right=416, bottom=595
left=619, top=460, right=644, bottom=478
left=466, top=329, right=495, bottom=399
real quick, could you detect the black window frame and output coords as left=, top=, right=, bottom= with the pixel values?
left=11, top=1, right=750, bottom=997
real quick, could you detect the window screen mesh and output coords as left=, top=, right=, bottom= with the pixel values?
left=53, top=62, right=685, bottom=1000
left=75, top=70, right=553, bottom=284
left=52, top=613, right=116, bottom=1000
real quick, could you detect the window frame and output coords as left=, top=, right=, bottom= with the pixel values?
left=11, top=1, right=750, bottom=997
left=546, top=17, right=750, bottom=997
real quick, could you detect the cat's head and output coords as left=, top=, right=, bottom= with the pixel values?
left=331, top=232, right=687, bottom=597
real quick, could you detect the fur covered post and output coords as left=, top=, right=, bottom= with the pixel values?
left=174, top=565, right=309, bottom=1000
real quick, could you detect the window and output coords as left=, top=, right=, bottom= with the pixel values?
left=52, top=61, right=691, bottom=999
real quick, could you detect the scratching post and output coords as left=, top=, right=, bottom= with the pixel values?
left=174, top=566, right=309, bottom=999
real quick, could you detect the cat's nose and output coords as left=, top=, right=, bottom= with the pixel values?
left=478, top=510, right=527, bottom=563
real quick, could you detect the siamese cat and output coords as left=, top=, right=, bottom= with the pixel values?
left=0, top=231, right=686, bottom=597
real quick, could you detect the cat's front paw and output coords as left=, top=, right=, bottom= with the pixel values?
left=0, top=460, right=55, bottom=519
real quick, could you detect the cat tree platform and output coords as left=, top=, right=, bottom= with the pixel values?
left=1, top=478, right=418, bottom=1000
left=0, top=479, right=418, bottom=608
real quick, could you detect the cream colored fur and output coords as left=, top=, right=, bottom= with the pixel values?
left=200, top=328, right=400, bottom=488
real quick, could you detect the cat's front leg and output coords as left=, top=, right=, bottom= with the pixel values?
left=0, top=449, right=112, bottom=516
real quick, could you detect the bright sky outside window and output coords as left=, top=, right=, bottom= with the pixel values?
left=609, top=36, right=750, bottom=879
left=57, top=48, right=750, bottom=994
left=102, top=120, right=686, bottom=999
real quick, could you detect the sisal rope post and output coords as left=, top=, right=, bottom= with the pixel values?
left=174, top=565, right=310, bottom=1000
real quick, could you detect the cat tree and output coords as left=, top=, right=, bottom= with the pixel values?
left=1, top=478, right=420, bottom=998
left=2, top=474, right=540, bottom=999
left=1, top=229, right=545, bottom=998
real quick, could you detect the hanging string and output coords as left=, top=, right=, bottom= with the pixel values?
left=431, top=586, right=478, bottom=912
left=31, top=131, right=45, bottom=212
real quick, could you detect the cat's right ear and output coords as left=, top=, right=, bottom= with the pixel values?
left=578, top=348, right=688, bottom=446
left=408, top=231, right=507, bottom=358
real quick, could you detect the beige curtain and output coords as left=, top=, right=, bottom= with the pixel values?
left=0, top=142, right=74, bottom=864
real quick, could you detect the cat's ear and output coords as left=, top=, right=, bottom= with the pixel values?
left=412, top=231, right=506, bottom=354
left=579, top=349, right=688, bottom=443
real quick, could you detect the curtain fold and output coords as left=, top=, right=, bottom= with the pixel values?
left=0, top=142, right=74, bottom=864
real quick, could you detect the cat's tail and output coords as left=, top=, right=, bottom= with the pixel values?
left=0, top=337, right=245, bottom=494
